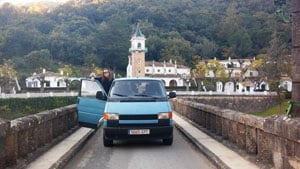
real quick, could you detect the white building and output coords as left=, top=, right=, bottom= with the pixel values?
left=26, top=69, right=80, bottom=89
left=126, top=24, right=190, bottom=87
left=145, top=60, right=190, bottom=87
left=204, top=57, right=259, bottom=79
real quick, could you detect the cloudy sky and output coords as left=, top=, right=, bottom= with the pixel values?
left=0, top=0, right=69, bottom=5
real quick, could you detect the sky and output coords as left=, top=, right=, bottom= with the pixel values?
left=0, top=0, right=69, bottom=5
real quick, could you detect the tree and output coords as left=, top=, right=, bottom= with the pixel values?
left=194, top=61, right=207, bottom=79
left=259, top=32, right=290, bottom=82
left=194, top=59, right=227, bottom=91
left=93, top=16, right=131, bottom=71
left=206, top=60, right=227, bottom=80
left=159, top=36, right=196, bottom=66
left=197, top=37, right=219, bottom=59
left=0, top=60, right=18, bottom=93
left=24, top=49, right=53, bottom=72
left=257, top=32, right=291, bottom=114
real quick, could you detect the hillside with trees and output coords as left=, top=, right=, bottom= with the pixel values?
left=0, top=0, right=291, bottom=89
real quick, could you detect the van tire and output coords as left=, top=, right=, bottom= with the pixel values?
left=163, top=137, right=173, bottom=145
left=103, top=134, right=113, bottom=147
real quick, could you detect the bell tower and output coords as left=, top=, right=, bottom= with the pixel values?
left=127, top=23, right=147, bottom=77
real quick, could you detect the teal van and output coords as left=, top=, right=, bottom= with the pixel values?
left=77, top=78, right=176, bottom=147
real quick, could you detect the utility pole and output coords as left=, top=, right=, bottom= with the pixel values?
left=291, top=0, right=300, bottom=117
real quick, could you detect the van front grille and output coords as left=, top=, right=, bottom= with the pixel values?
left=119, top=114, right=157, bottom=120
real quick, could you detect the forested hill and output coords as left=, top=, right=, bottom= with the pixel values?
left=0, top=0, right=291, bottom=75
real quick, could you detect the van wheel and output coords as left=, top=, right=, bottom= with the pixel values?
left=163, top=137, right=173, bottom=145
left=103, top=134, right=113, bottom=147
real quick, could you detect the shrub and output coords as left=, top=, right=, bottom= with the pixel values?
left=0, top=97, right=77, bottom=120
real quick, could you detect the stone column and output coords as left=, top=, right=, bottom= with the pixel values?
left=291, top=0, right=300, bottom=117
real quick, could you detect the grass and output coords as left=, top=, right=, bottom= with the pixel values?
left=0, top=97, right=77, bottom=120
left=250, top=100, right=289, bottom=117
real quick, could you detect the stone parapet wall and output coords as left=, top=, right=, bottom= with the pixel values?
left=0, top=104, right=78, bottom=169
left=171, top=99, right=300, bottom=169
left=181, top=95, right=280, bottom=113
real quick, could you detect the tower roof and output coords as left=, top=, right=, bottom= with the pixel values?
left=133, top=23, right=144, bottom=37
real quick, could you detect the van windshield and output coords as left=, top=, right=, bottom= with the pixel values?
left=108, top=80, right=167, bottom=100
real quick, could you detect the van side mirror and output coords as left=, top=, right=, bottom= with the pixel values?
left=96, top=91, right=106, bottom=100
left=169, top=91, right=176, bottom=99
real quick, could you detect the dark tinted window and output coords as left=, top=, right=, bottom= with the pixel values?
left=109, top=80, right=166, bottom=98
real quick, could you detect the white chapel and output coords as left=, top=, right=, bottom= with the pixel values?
left=126, top=24, right=190, bottom=87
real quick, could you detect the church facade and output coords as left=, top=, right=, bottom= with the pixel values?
left=126, top=24, right=190, bottom=87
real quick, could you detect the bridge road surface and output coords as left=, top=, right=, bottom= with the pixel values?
left=64, top=127, right=217, bottom=169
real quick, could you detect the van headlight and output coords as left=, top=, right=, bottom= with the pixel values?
left=104, top=113, right=119, bottom=120
left=158, top=112, right=172, bottom=119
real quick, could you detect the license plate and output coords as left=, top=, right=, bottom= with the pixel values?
left=128, top=129, right=150, bottom=135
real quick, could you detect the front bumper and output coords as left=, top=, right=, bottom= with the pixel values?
left=103, top=126, right=173, bottom=140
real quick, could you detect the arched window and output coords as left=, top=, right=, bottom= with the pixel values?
left=169, top=80, right=177, bottom=87
left=137, top=43, right=142, bottom=48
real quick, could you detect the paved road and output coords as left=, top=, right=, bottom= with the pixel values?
left=64, top=127, right=216, bottom=169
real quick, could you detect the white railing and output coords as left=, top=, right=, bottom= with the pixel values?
left=0, top=92, right=78, bottom=99
left=172, top=91, right=278, bottom=96
left=0, top=91, right=277, bottom=99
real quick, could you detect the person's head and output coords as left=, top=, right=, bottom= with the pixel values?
left=103, top=68, right=110, bottom=78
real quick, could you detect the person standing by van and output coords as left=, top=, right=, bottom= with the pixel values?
left=96, top=68, right=114, bottom=94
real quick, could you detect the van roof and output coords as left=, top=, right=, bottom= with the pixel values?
left=114, top=77, right=162, bottom=81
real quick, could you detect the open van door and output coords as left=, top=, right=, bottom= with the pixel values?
left=77, top=79, right=107, bottom=129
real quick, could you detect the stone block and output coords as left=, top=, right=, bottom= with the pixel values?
left=17, top=129, right=28, bottom=158
left=291, top=66, right=300, bottom=82
left=206, top=113, right=211, bottom=130
left=242, top=114, right=264, bottom=129
left=295, top=143, right=300, bottom=161
left=215, top=116, right=222, bottom=136
left=257, top=130, right=274, bottom=165
left=263, top=116, right=276, bottom=134
left=222, top=118, right=229, bottom=139
left=246, top=126, right=257, bottom=154
left=292, top=13, right=300, bottom=47
left=274, top=117, right=287, bottom=138
left=0, top=118, right=10, bottom=168
left=211, top=114, right=216, bottom=133
left=292, top=48, right=300, bottom=64
left=274, top=137, right=295, bottom=157
left=27, top=127, right=37, bottom=154
left=228, top=120, right=237, bottom=144
left=292, top=0, right=300, bottom=12
left=283, top=157, right=300, bottom=169
left=194, top=109, right=202, bottom=125
left=201, top=111, right=206, bottom=127
left=285, top=118, right=300, bottom=142
left=52, top=117, right=60, bottom=139
left=0, top=118, right=9, bottom=137
left=236, top=123, right=246, bottom=150
left=5, top=132, right=17, bottom=167
left=292, top=83, right=300, bottom=101
left=0, top=137, right=5, bottom=169
left=44, top=120, right=53, bottom=144
left=273, top=152, right=284, bottom=169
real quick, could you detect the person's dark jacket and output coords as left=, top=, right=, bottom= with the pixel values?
left=96, top=76, right=114, bottom=94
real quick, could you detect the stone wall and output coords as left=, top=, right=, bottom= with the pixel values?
left=171, top=98, right=300, bottom=169
left=0, top=104, right=78, bottom=169
left=181, top=95, right=280, bottom=113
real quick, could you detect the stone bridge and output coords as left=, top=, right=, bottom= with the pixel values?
left=0, top=95, right=299, bottom=169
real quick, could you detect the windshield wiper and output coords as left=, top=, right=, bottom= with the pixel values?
left=113, top=93, right=127, bottom=97
left=134, top=94, right=150, bottom=97
left=134, top=94, right=161, bottom=99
